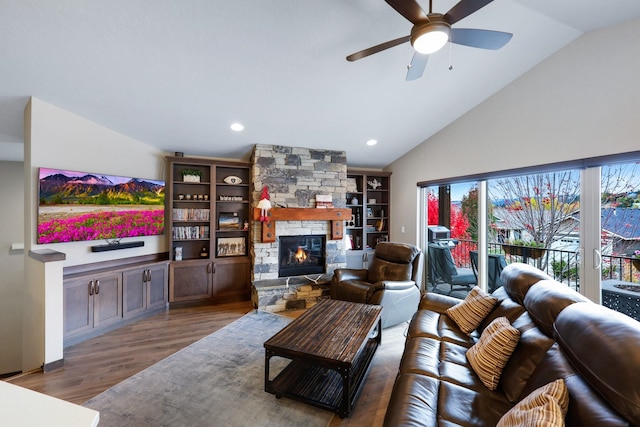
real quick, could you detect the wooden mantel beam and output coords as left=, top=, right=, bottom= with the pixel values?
left=252, top=207, right=351, bottom=243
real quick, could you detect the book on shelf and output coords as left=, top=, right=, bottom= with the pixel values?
left=172, top=225, right=210, bottom=240
left=172, top=208, right=210, bottom=221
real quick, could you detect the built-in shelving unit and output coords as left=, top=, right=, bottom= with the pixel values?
left=166, top=156, right=251, bottom=305
left=345, top=170, right=391, bottom=268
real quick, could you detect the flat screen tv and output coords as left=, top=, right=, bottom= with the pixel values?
left=37, top=167, right=165, bottom=244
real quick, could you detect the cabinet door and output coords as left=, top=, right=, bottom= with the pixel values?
left=169, top=260, right=213, bottom=302
left=93, top=273, right=123, bottom=328
left=213, top=259, right=250, bottom=298
left=147, top=264, right=168, bottom=311
left=64, top=277, right=94, bottom=338
left=123, top=267, right=147, bottom=318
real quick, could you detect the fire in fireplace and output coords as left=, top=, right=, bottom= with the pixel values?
left=279, top=235, right=326, bottom=277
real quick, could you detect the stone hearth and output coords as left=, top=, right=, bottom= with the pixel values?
left=251, top=275, right=332, bottom=312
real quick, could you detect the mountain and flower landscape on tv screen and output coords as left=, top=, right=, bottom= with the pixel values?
left=38, top=168, right=165, bottom=244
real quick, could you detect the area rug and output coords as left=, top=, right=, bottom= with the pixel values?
left=84, top=310, right=332, bottom=427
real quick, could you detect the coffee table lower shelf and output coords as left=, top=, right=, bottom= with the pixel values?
left=266, top=338, right=379, bottom=418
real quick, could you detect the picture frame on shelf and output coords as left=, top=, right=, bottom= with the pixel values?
left=218, top=212, right=240, bottom=230
left=217, top=236, right=246, bottom=257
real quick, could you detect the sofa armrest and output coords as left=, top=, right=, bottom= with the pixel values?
left=418, top=292, right=460, bottom=313
left=333, top=268, right=368, bottom=282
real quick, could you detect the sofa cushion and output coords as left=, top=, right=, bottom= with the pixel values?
left=499, top=324, right=555, bottom=403
left=382, top=373, right=440, bottom=427
left=497, top=379, right=568, bottom=427
left=501, top=263, right=551, bottom=305
left=368, top=242, right=419, bottom=283
left=447, top=286, right=498, bottom=335
left=375, top=241, right=421, bottom=264
left=437, top=380, right=513, bottom=426
left=368, top=257, right=412, bottom=283
left=398, top=336, right=440, bottom=377
left=555, top=302, right=640, bottom=426
left=518, top=341, right=630, bottom=426
left=523, top=280, right=589, bottom=337
left=478, top=287, right=526, bottom=334
left=407, top=309, right=478, bottom=347
left=384, top=373, right=513, bottom=427
left=467, top=317, right=520, bottom=390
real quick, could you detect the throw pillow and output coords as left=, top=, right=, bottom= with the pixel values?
left=497, top=379, right=569, bottom=427
left=446, top=286, right=498, bottom=335
left=467, top=316, right=520, bottom=390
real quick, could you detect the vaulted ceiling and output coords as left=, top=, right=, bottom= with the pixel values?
left=2, top=1, right=640, bottom=167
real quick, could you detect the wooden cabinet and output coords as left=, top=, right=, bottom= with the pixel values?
left=63, top=258, right=168, bottom=347
left=123, top=262, right=168, bottom=318
left=64, top=271, right=123, bottom=342
left=166, top=156, right=251, bottom=305
left=169, top=259, right=213, bottom=302
left=213, top=257, right=251, bottom=299
left=345, top=170, right=391, bottom=268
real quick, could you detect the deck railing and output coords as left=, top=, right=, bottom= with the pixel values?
left=446, top=239, right=640, bottom=292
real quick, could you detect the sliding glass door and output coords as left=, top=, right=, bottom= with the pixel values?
left=420, top=159, right=640, bottom=321
left=488, top=169, right=581, bottom=290
left=597, top=162, right=640, bottom=319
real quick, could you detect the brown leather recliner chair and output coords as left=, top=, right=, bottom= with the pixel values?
left=331, top=242, right=423, bottom=328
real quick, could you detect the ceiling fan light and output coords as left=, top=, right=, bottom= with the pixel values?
left=411, top=22, right=450, bottom=55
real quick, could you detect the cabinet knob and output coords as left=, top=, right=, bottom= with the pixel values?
left=89, top=280, right=95, bottom=296
left=95, top=280, right=100, bottom=294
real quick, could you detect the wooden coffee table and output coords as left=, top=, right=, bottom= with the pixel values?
left=264, top=298, right=382, bottom=418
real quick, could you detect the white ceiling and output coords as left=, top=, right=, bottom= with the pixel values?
left=1, top=0, right=640, bottom=167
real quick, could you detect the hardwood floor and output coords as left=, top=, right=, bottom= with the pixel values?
left=5, top=301, right=406, bottom=426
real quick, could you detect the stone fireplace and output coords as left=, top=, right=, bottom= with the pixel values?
left=250, top=144, right=349, bottom=312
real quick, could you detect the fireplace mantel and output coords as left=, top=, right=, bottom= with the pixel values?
left=252, top=207, right=350, bottom=243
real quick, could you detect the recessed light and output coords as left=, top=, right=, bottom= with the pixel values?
left=230, top=122, right=244, bottom=132
left=366, top=139, right=378, bottom=146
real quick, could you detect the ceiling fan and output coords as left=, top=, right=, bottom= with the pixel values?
left=347, top=0, right=513, bottom=81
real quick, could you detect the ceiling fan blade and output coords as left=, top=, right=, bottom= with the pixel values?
left=384, top=0, right=427, bottom=24
left=406, top=52, right=429, bottom=81
left=450, top=28, right=512, bottom=50
left=346, top=35, right=410, bottom=61
left=444, top=0, right=494, bottom=25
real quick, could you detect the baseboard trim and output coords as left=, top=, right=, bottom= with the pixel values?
left=43, top=359, right=64, bottom=372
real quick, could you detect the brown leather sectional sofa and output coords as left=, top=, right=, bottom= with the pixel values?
left=383, top=262, right=640, bottom=426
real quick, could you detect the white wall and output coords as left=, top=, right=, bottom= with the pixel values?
left=26, top=97, right=168, bottom=263
left=387, top=18, right=640, bottom=245
left=0, top=161, right=25, bottom=375
left=19, top=97, right=169, bottom=372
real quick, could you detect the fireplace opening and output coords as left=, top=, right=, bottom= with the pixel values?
left=279, top=235, right=326, bottom=278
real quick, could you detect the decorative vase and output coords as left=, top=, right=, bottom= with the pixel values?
left=183, top=174, right=200, bottom=183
